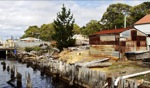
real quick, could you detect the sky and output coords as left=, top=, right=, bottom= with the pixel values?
left=0, top=0, right=149, bottom=40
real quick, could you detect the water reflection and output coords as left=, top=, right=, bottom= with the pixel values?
left=0, top=60, right=69, bottom=88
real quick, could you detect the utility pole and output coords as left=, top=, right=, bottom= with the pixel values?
left=123, top=10, right=127, bottom=28
left=124, top=15, right=126, bottom=28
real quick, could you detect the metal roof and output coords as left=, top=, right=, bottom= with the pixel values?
left=92, top=28, right=131, bottom=35
left=20, top=37, right=40, bottom=41
left=135, top=14, right=150, bottom=25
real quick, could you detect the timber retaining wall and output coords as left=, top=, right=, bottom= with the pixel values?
left=16, top=53, right=146, bottom=88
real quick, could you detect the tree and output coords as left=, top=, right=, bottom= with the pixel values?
left=21, top=23, right=55, bottom=41
left=130, top=2, right=150, bottom=24
left=72, top=24, right=80, bottom=34
left=81, top=20, right=101, bottom=36
left=21, top=25, right=40, bottom=39
left=52, top=4, right=75, bottom=50
left=39, top=23, right=55, bottom=41
left=101, top=3, right=132, bottom=29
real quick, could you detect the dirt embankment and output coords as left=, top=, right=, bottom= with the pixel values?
left=58, top=50, right=118, bottom=63
left=58, top=49, right=150, bottom=81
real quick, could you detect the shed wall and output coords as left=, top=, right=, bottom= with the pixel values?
left=90, top=45, right=119, bottom=57
left=89, top=29, right=147, bottom=57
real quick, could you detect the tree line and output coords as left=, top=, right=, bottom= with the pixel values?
left=21, top=2, right=150, bottom=50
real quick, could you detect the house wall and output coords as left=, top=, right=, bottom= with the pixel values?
left=89, top=34, right=117, bottom=45
left=89, top=34, right=119, bottom=57
left=100, top=35, right=115, bottom=41
left=89, top=35, right=100, bottom=45
left=3, top=40, right=15, bottom=48
left=147, top=37, right=150, bottom=50
left=134, top=24, right=150, bottom=35
left=135, top=24, right=150, bottom=51
left=120, top=29, right=147, bottom=53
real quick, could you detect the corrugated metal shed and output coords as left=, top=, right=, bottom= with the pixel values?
left=89, top=28, right=147, bottom=58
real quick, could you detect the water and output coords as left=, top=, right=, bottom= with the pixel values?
left=0, top=60, right=69, bottom=88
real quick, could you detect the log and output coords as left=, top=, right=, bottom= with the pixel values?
left=75, top=58, right=109, bottom=67
left=50, top=51, right=54, bottom=56
left=87, top=62, right=112, bottom=68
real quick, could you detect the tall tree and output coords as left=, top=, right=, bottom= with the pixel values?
left=130, top=2, right=150, bottom=24
left=101, top=3, right=132, bottom=29
left=21, top=25, right=40, bottom=39
left=81, top=20, right=101, bottom=36
left=39, top=23, right=55, bottom=41
left=72, top=24, right=80, bottom=34
left=52, top=4, right=75, bottom=50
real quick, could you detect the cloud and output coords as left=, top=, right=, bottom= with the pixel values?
left=0, top=0, right=148, bottom=40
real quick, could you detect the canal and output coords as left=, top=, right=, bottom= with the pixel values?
left=0, top=60, right=70, bottom=88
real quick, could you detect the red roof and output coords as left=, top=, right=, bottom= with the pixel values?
left=93, top=28, right=130, bottom=35
left=135, top=14, right=150, bottom=25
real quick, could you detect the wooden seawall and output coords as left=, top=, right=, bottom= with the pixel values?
left=16, top=53, right=150, bottom=88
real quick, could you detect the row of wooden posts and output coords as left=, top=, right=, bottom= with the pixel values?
left=1, top=61, right=32, bottom=88
left=23, top=56, right=141, bottom=88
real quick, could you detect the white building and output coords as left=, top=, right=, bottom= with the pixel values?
left=15, top=37, right=50, bottom=48
left=0, top=38, right=4, bottom=48
left=72, top=34, right=89, bottom=45
left=134, top=14, right=150, bottom=50
left=20, top=37, right=40, bottom=42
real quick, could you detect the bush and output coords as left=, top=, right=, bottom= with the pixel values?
left=25, top=47, right=33, bottom=52
left=25, top=46, right=42, bottom=52
left=33, top=46, right=41, bottom=51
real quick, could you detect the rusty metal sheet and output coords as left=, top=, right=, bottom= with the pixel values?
left=89, top=35, right=100, bottom=44
left=140, top=41, right=146, bottom=46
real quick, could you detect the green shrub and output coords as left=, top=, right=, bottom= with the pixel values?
left=25, top=46, right=42, bottom=52
left=33, top=46, right=41, bottom=51
left=25, top=47, right=33, bottom=52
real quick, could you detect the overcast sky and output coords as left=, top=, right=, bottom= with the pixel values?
left=0, top=0, right=149, bottom=40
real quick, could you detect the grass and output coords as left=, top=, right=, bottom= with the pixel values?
left=108, top=60, right=135, bottom=70
left=132, top=73, right=150, bottom=81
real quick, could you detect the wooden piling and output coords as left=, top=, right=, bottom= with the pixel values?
left=16, top=72, right=22, bottom=88
left=7, top=65, right=10, bottom=72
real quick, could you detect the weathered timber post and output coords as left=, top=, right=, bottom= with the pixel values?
left=107, top=77, right=112, bottom=88
left=10, top=66, right=15, bottom=79
left=33, top=64, right=37, bottom=71
left=52, top=73, right=59, bottom=83
left=26, top=72, right=32, bottom=88
left=16, top=72, right=22, bottom=88
left=128, top=80, right=137, bottom=88
left=1, top=61, right=6, bottom=71
left=59, top=61, right=63, bottom=77
left=7, top=65, right=10, bottom=72
left=69, top=64, right=75, bottom=85
left=107, top=76, right=115, bottom=88
left=40, top=60, right=47, bottom=76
